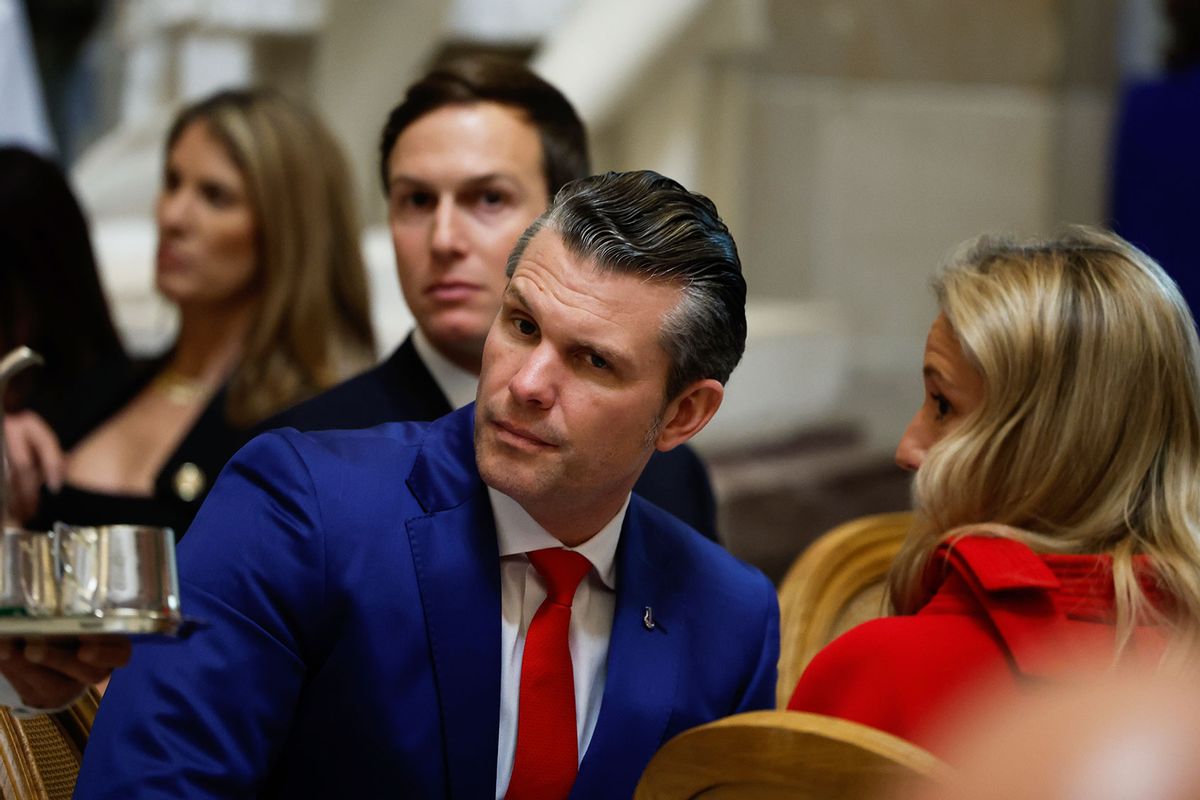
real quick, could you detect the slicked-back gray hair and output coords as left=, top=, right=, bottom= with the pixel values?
left=506, top=170, right=747, bottom=400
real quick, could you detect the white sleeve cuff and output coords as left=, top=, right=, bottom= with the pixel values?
left=0, top=672, right=83, bottom=718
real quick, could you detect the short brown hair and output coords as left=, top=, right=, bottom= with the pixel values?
left=378, top=55, right=589, bottom=197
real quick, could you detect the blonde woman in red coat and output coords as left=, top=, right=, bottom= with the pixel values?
left=790, top=228, right=1200, bottom=753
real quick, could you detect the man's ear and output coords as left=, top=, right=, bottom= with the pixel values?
left=654, top=378, right=724, bottom=452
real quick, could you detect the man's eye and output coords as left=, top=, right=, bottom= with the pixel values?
left=405, top=191, right=435, bottom=209
left=514, top=318, right=537, bottom=336
left=588, top=354, right=609, bottom=370
left=470, top=189, right=509, bottom=212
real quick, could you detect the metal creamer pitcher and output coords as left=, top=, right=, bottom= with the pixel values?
left=0, top=347, right=184, bottom=632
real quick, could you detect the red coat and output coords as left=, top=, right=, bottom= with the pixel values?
left=787, top=535, right=1167, bottom=754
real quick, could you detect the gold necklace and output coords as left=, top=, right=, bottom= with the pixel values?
left=151, top=369, right=214, bottom=405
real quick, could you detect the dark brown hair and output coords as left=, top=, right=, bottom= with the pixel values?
left=378, top=55, right=589, bottom=197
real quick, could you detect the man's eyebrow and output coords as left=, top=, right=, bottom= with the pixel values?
left=574, top=337, right=628, bottom=366
left=503, top=284, right=629, bottom=365
left=505, top=283, right=530, bottom=309
left=389, top=172, right=514, bottom=189
left=461, top=172, right=516, bottom=188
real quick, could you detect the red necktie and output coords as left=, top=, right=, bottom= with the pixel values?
left=506, top=548, right=592, bottom=800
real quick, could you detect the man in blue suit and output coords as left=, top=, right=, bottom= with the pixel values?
left=265, top=56, right=719, bottom=541
left=76, top=170, right=779, bottom=799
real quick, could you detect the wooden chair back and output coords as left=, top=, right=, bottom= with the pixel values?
left=634, top=709, right=950, bottom=799
left=0, top=688, right=100, bottom=800
left=776, top=511, right=913, bottom=705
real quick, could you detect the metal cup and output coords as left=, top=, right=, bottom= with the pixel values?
left=0, top=528, right=60, bottom=616
left=56, top=524, right=179, bottom=617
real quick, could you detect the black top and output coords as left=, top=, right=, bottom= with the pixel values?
left=30, top=358, right=252, bottom=540
left=266, top=335, right=720, bottom=542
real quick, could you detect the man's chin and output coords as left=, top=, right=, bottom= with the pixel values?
left=476, top=449, right=547, bottom=503
left=479, top=469, right=533, bottom=504
left=423, top=318, right=489, bottom=359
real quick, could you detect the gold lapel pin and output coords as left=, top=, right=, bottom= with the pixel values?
left=643, top=606, right=655, bottom=631
left=173, top=462, right=207, bottom=502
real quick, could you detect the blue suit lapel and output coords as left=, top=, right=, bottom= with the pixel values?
left=405, top=406, right=502, bottom=798
left=572, top=503, right=681, bottom=800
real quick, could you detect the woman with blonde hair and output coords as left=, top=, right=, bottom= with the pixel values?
left=789, top=227, right=1200, bottom=752
left=6, top=88, right=375, bottom=537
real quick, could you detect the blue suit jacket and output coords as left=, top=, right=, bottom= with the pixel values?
left=76, top=405, right=778, bottom=799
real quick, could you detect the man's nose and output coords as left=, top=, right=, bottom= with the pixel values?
left=508, top=344, right=558, bottom=409
left=894, top=412, right=927, bottom=472
left=429, top=198, right=466, bottom=259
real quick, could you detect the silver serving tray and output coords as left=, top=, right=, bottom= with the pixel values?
left=0, top=610, right=187, bottom=638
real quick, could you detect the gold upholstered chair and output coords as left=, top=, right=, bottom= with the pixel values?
left=0, top=688, right=99, bottom=799
left=776, top=511, right=912, bottom=706
left=634, top=709, right=950, bottom=799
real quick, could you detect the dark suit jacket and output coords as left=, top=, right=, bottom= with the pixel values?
left=76, top=406, right=779, bottom=798
left=267, top=335, right=720, bottom=540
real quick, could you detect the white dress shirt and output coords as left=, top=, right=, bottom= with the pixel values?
left=489, top=487, right=628, bottom=800
left=411, top=328, right=480, bottom=411
left=0, top=676, right=31, bottom=716
left=0, top=671, right=77, bottom=717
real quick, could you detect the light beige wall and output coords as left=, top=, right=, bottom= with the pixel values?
left=309, top=0, right=447, bottom=224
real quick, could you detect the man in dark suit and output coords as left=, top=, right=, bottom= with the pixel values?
left=267, top=57, right=718, bottom=540
left=76, top=170, right=778, bottom=799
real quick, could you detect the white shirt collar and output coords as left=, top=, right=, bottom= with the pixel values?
left=488, top=487, right=626, bottom=590
left=411, top=327, right=480, bottom=411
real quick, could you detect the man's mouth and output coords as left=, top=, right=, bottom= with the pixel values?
left=491, top=419, right=558, bottom=449
left=426, top=281, right=481, bottom=302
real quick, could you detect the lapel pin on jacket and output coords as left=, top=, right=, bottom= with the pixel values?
left=643, top=606, right=655, bottom=631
